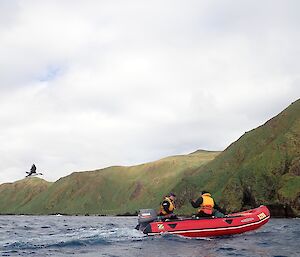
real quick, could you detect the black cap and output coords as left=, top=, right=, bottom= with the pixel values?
left=169, top=192, right=176, bottom=197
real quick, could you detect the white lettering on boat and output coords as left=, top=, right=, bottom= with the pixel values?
left=241, top=218, right=255, bottom=223
left=157, top=224, right=164, bottom=230
left=257, top=212, right=267, bottom=220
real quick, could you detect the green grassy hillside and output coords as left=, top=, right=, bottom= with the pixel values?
left=0, top=150, right=219, bottom=215
left=173, top=99, right=300, bottom=216
left=0, top=178, right=52, bottom=214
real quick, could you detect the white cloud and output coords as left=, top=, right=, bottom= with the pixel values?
left=0, top=0, right=299, bottom=183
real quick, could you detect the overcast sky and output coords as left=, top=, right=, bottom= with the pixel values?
left=0, top=0, right=299, bottom=183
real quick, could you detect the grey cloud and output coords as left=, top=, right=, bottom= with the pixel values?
left=0, top=0, right=299, bottom=183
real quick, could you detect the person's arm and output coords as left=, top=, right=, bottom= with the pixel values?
left=214, top=201, right=225, bottom=213
left=190, top=197, right=203, bottom=208
left=214, top=202, right=221, bottom=211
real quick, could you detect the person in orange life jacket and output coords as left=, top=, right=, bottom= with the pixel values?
left=190, top=191, right=224, bottom=217
left=158, top=193, right=177, bottom=219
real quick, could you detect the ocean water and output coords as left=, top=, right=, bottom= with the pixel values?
left=0, top=215, right=299, bottom=257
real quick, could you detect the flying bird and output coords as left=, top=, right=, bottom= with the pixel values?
left=26, top=164, right=43, bottom=177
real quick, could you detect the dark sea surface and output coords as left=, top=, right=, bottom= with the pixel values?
left=0, top=215, right=299, bottom=257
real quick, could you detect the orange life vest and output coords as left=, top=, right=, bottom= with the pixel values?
left=199, top=193, right=214, bottom=215
left=160, top=197, right=175, bottom=215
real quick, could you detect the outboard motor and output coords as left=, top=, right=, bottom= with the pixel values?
left=136, top=209, right=157, bottom=231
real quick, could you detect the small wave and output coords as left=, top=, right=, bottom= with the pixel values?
left=40, top=226, right=51, bottom=229
left=48, top=237, right=111, bottom=248
left=242, top=230, right=273, bottom=237
left=218, top=247, right=236, bottom=251
left=3, top=237, right=111, bottom=251
left=152, top=233, right=213, bottom=242
left=20, top=226, right=34, bottom=231
left=3, top=241, right=42, bottom=251
left=2, top=227, right=145, bottom=252
left=1, top=250, right=18, bottom=256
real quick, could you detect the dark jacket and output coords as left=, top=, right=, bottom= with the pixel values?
left=159, top=197, right=175, bottom=215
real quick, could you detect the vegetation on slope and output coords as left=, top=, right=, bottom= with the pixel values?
left=0, top=178, right=52, bottom=214
left=173, top=99, right=300, bottom=216
left=0, top=151, right=219, bottom=215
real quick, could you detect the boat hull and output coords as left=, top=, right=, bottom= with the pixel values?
left=142, top=205, right=270, bottom=237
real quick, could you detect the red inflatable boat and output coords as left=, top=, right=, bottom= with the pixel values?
left=138, top=205, right=270, bottom=238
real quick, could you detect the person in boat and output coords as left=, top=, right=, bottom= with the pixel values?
left=190, top=191, right=225, bottom=218
left=158, top=193, right=177, bottom=219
